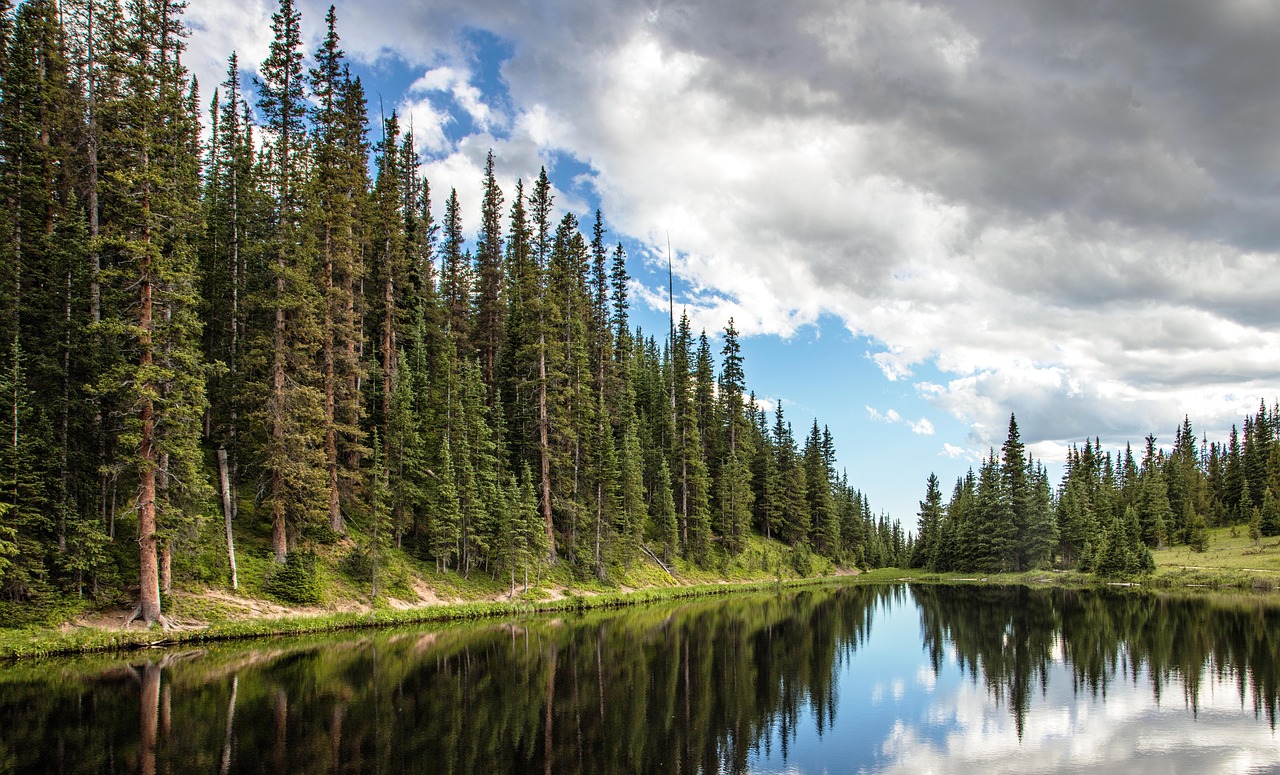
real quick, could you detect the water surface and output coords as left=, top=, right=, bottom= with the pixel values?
left=2, top=583, right=1278, bottom=773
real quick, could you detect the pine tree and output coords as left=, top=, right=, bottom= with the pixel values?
left=804, top=421, right=838, bottom=556
left=1022, top=463, right=1057, bottom=568
left=201, top=54, right=259, bottom=527
left=1093, top=511, right=1132, bottom=578
left=474, top=150, right=504, bottom=405
left=1260, top=487, right=1280, bottom=537
left=912, top=473, right=943, bottom=568
left=716, top=319, right=753, bottom=555
left=971, top=453, right=1014, bottom=573
left=97, top=0, right=209, bottom=623
left=439, top=187, right=471, bottom=352
left=772, top=402, right=810, bottom=546
left=669, top=313, right=711, bottom=562
left=0, top=0, right=81, bottom=600
left=430, top=436, right=461, bottom=572
left=1137, top=446, right=1172, bottom=548
left=255, top=0, right=325, bottom=562
left=368, top=111, right=411, bottom=447
left=517, top=466, right=546, bottom=590
left=306, top=9, right=365, bottom=533
left=650, top=457, right=679, bottom=563
left=1057, top=476, right=1096, bottom=568
left=615, top=406, right=647, bottom=566
left=1000, top=415, right=1035, bottom=570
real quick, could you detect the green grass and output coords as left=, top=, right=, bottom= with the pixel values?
left=1154, top=525, right=1280, bottom=572
left=0, top=573, right=867, bottom=660
left=16, top=522, right=1280, bottom=662
left=1143, top=525, right=1280, bottom=592
left=0, top=525, right=862, bottom=660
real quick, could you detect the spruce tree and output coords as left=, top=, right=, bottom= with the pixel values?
left=474, top=150, right=505, bottom=405
left=912, top=473, right=943, bottom=568
left=256, top=0, right=325, bottom=562
left=307, top=8, right=365, bottom=533
left=97, top=0, right=209, bottom=623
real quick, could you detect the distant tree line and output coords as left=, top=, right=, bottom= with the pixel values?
left=0, top=0, right=904, bottom=626
left=913, top=406, right=1280, bottom=577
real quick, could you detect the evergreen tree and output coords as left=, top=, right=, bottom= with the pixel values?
left=255, top=0, right=325, bottom=562
left=1260, top=487, right=1280, bottom=538
left=912, top=473, right=943, bottom=568
left=473, top=151, right=504, bottom=405
left=971, top=453, right=1014, bottom=573
left=1000, top=415, right=1033, bottom=570
left=97, top=0, right=209, bottom=622
left=804, top=421, right=838, bottom=556
left=1022, top=463, right=1057, bottom=569
left=650, top=457, right=679, bottom=563
left=306, top=10, right=366, bottom=533
left=1137, top=444, right=1172, bottom=548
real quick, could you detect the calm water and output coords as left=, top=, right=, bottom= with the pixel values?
left=2, top=584, right=1279, bottom=774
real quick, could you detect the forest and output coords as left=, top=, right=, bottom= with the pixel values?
left=912, top=407, right=1280, bottom=577
left=0, top=0, right=908, bottom=628
left=5, top=0, right=1278, bottom=636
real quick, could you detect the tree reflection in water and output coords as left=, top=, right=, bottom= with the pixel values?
left=0, top=584, right=1277, bottom=773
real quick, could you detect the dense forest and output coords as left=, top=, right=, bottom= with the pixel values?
left=913, top=407, right=1280, bottom=577
left=0, top=0, right=908, bottom=627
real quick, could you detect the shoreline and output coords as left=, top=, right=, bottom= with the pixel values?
left=0, top=573, right=866, bottom=661
left=5, top=564, right=1278, bottom=661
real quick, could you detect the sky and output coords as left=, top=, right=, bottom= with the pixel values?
left=183, top=0, right=1280, bottom=526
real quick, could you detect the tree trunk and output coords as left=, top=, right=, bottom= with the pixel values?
left=138, top=147, right=161, bottom=624
left=323, top=224, right=341, bottom=533
left=217, top=448, right=237, bottom=589
left=271, top=238, right=287, bottom=563
left=228, top=153, right=239, bottom=520
left=538, top=333, right=556, bottom=560
left=159, top=539, right=171, bottom=596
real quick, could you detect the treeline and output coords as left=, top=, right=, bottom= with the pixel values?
left=914, top=406, right=1280, bottom=576
left=0, top=0, right=900, bottom=625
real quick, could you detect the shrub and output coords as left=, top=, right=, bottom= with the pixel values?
left=264, top=551, right=322, bottom=605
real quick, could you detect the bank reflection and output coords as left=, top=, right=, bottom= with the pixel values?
left=1, top=584, right=1278, bottom=774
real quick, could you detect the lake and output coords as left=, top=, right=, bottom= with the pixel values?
left=2, top=583, right=1278, bottom=773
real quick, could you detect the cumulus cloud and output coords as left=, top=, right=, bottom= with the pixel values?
left=910, top=418, right=935, bottom=436
left=868, top=407, right=903, bottom=424
left=943, top=443, right=978, bottom=462
left=875, top=658, right=1280, bottom=775
left=869, top=407, right=936, bottom=437
left=188, top=0, right=1280, bottom=455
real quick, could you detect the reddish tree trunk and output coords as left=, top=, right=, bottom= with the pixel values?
left=138, top=145, right=161, bottom=624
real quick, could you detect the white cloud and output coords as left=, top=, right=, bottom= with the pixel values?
left=910, top=418, right=936, bottom=436
left=407, top=66, right=497, bottom=132
left=187, top=0, right=1280, bottom=461
left=942, top=443, right=978, bottom=462
left=395, top=96, right=453, bottom=156
left=870, top=407, right=934, bottom=436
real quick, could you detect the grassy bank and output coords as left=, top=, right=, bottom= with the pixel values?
left=0, top=532, right=863, bottom=660
left=10, top=526, right=1278, bottom=661
left=872, top=524, right=1280, bottom=594
left=0, top=572, right=876, bottom=661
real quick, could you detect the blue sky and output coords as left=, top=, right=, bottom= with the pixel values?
left=184, top=0, right=1280, bottom=525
